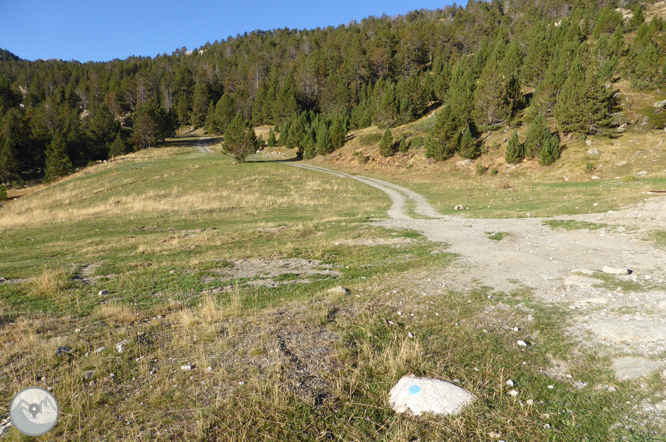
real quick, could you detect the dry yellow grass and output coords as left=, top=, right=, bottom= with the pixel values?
left=95, top=302, right=140, bottom=325
left=30, top=266, right=68, bottom=297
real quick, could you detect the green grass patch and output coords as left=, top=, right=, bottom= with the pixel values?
left=358, top=133, right=382, bottom=146
left=486, top=231, right=510, bottom=240
left=544, top=220, right=608, bottom=231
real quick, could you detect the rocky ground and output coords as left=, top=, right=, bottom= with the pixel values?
left=291, top=164, right=666, bottom=383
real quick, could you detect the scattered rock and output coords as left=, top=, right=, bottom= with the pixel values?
left=98, top=290, right=108, bottom=296
left=115, top=339, right=130, bottom=353
left=506, top=380, right=515, bottom=387
left=56, top=346, right=72, bottom=356
left=586, top=148, right=599, bottom=155
left=517, top=340, right=528, bottom=347
left=637, top=171, right=647, bottom=176
left=454, top=205, right=464, bottom=210
left=616, top=160, right=628, bottom=166
left=75, top=328, right=81, bottom=333
left=82, top=370, right=95, bottom=380
left=93, top=347, right=105, bottom=353
left=389, top=375, right=476, bottom=416
left=207, top=366, right=213, bottom=372
left=572, top=268, right=594, bottom=275
left=327, top=286, right=351, bottom=295
left=589, top=322, right=666, bottom=344
left=653, top=99, right=666, bottom=108
left=585, top=140, right=593, bottom=147
left=591, top=176, right=600, bottom=180
left=616, top=123, right=627, bottom=133
left=602, top=266, right=630, bottom=275
left=181, top=364, right=193, bottom=371
left=508, top=389, right=518, bottom=397
left=526, top=399, right=534, bottom=406
left=613, top=357, right=663, bottom=380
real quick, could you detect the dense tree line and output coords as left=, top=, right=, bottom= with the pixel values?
left=0, top=0, right=665, bottom=182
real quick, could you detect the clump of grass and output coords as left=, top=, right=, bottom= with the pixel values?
left=486, top=231, right=510, bottom=241
left=544, top=220, right=607, bottom=230
left=622, top=175, right=639, bottom=183
left=30, top=266, right=68, bottom=297
left=353, top=150, right=369, bottom=164
left=475, top=162, right=487, bottom=175
left=653, top=231, right=666, bottom=250
left=199, top=294, right=225, bottom=322
left=95, top=302, right=139, bottom=324
left=178, top=308, right=199, bottom=328
left=358, top=133, right=382, bottom=146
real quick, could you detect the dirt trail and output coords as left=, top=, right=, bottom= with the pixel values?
left=197, top=137, right=213, bottom=153
left=290, top=163, right=666, bottom=372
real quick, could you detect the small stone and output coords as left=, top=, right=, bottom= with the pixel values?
left=637, top=171, right=648, bottom=176
left=75, top=328, right=81, bottom=333
left=526, top=399, right=534, bottom=406
left=607, top=386, right=617, bottom=392
left=109, top=373, right=115, bottom=378
left=587, top=149, right=599, bottom=155
left=616, top=160, right=628, bottom=166
left=454, top=205, right=464, bottom=210
left=508, top=389, right=518, bottom=397
left=82, top=370, right=95, bottom=380
left=585, top=140, right=593, bottom=147
left=548, top=385, right=554, bottom=389
left=408, top=332, right=415, bottom=338
left=512, top=327, right=520, bottom=332
left=517, top=340, right=528, bottom=347
left=653, top=99, right=666, bottom=108
left=56, top=346, right=72, bottom=356
left=602, top=266, right=630, bottom=275
left=115, top=339, right=130, bottom=353
left=506, top=380, right=515, bottom=387
left=327, top=286, right=351, bottom=295
left=239, top=381, right=245, bottom=385
left=93, top=346, right=105, bottom=353
left=98, top=290, right=108, bottom=296
left=544, top=423, right=551, bottom=429
left=181, top=364, right=193, bottom=371
left=207, top=366, right=213, bottom=372
left=591, top=176, right=600, bottom=180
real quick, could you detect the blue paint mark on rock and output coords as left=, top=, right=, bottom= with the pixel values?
left=409, top=385, right=421, bottom=395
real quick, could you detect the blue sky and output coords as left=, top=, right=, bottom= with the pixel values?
left=0, top=0, right=454, bottom=63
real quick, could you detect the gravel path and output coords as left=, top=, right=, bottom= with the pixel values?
left=197, top=137, right=213, bottom=153
left=290, top=163, right=666, bottom=376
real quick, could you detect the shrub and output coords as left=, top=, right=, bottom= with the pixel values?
left=457, top=124, right=480, bottom=159
left=353, top=151, right=369, bottom=164
left=490, top=168, right=498, bottom=175
left=0, top=184, right=7, bottom=201
left=223, top=114, right=258, bottom=163
left=585, top=162, right=596, bottom=172
left=359, top=133, right=382, bottom=146
left=475, top=162, right=486, bottom=175
left=410, top=136, right=424, bottom=148
left=398, top=135, right=409, bottom=153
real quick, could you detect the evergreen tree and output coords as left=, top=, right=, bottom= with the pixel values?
left=191, top=83, right=211, bottom=128
left=457, top=124, right=479, bottom=159
left=554, top=59, right=615, bottom=134
left=538, top=133, right=560, bottom=166
left=378, top=127, right=395, bottom=157
left=109, top=132, right=131, bottom=157
left=505, top=131, right=524, bottom=164
left=429, top=103, right=462, bottom=159
left=44, top=131, right=72, bottom=181
left=316, top=123, right=334, bottom=156
left=424, top=135, right=455, bottom=161
left=0, top=138, right=17, bottom=182
left=223, top=114, right=257, bottom=163
left=0, top=184, right=6, bottom=201
left=267, top=128, right=277, bottom=147
left=398, top=134, right=409, bottom=153
left=524, top=113, right=549, bottom=158
left=209, top=93, right=236, bottom=134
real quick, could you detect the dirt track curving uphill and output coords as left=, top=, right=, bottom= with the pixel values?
left=290, top=163, right=666, bottom=374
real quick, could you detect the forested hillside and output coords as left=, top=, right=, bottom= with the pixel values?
left=0, top=0, right=665, bottom=184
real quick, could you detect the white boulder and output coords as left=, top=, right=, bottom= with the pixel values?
left=389, top=375, right=476, bottom=416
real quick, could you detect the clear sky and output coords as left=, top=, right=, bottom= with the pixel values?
left=0, top=0, right=455, bottom=63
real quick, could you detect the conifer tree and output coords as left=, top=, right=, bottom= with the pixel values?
left=524, top=113, right=549, bottom=158
left=109, top=132, right=130, bottom=157
left=316, top=123, right=334, bottom=156
left=554, top=59, right=615, bottom=134
left=267, top=128, right=277, bottom=147
left=191, top=83, right=211, bottom=128
left=424, top=135, right=456, bottom=161
left=398, top=135, right=409, bottom=153
left=209, top=93, right=236, bottom=134
left=429, top=103, right=462, bottom=159
left=505, top=131, right=524, bottom=164
left=223, top=114, right=257, bottom=163
left=457, top=124, right=479, bottom=159
left=44, top=131, right=72, bottom=181
left=378, top=127, right=395, bottom=157
left=538, top=133, right=560, bottom=166
left=0, top=138, right=17, bottom=182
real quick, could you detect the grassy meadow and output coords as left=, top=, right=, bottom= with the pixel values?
left=0, top=137, right=662, bottom=440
